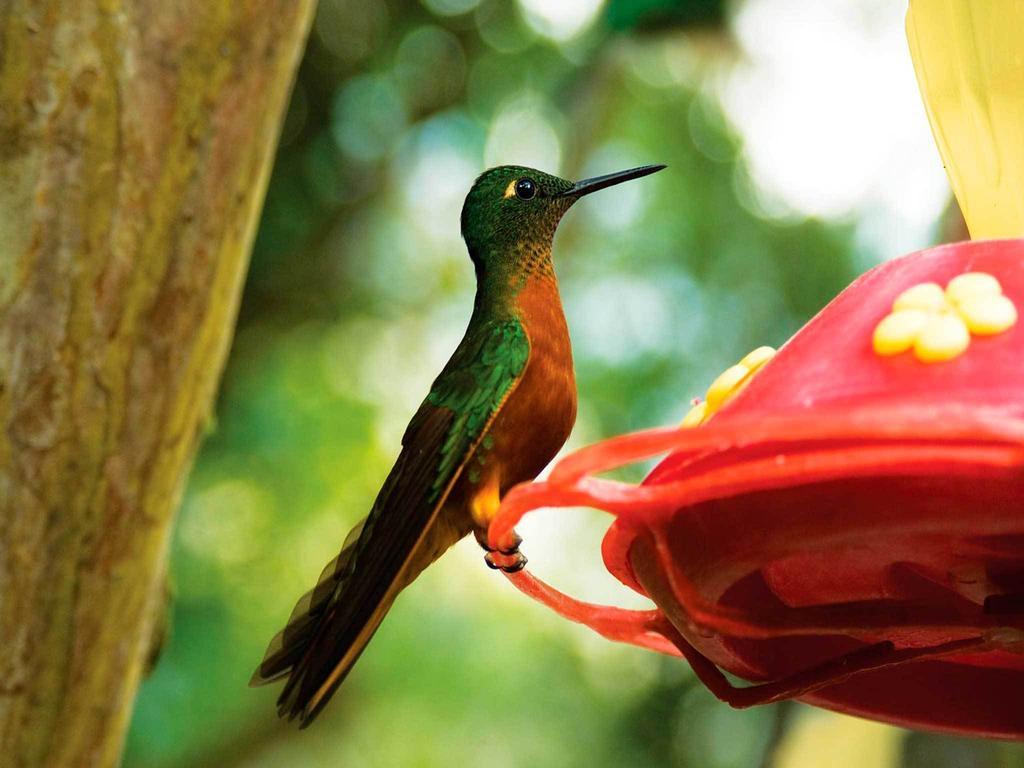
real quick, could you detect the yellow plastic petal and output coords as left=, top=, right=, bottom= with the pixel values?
left=681, top=401, right=708, bottom=428
left=737, top=346, right=776, bottom=372
left=914, top=313, right=970, bottom=362
left=872, top=310, right=929, bottom=356
left=945, top=272, right=1002, bottom=306
left=705, top=364, right=749, bottom=412
left=957, top=294, right=1018, bottom=335
left=892, top=282, right=947, bottom=313
left=907, top=0, right=1024, bottom=238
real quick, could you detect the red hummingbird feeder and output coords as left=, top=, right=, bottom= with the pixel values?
left=487, top=239, right=1024, bottom=739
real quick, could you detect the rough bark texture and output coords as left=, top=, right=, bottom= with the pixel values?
left=0, top=1, right=316, bottom=765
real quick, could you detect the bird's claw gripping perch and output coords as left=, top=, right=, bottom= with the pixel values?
left=485, top=550, right=528, bottom=573
left=475, top=529, right=526, bottom=572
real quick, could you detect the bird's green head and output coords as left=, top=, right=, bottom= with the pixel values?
left=460, top=164, right=665, bottom=279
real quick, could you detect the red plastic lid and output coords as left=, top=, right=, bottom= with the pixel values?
left=490, top=240, right=1024, bottom=739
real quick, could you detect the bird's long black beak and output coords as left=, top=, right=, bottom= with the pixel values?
left=561, top=164, right=666, bottom=198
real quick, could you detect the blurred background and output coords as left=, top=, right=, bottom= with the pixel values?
left=123, top=0, right=1024, bottom=765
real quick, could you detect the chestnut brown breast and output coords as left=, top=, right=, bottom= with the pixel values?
left=488, top=274, right=577, bottom=492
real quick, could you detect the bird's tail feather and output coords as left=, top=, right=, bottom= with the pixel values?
left=249, top=518, right=366, bottom=687
left=250, top=511, right=454, bottom=726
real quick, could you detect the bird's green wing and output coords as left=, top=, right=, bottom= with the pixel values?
left=254, top=317, right=529, bottom=725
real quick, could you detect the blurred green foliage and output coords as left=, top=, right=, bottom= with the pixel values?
left=123, top=1, right=1023, bottom=766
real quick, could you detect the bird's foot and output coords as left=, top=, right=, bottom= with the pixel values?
left=485, top=549, right=527, bottom=573
left=475, top=529, right=526, bottom=572
left=473, top=528, right=522, bottom=555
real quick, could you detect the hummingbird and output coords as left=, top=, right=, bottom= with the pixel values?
left=251, top=163, right=665, bottom=726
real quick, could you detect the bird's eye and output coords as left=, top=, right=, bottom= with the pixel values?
left=514, top=178, right=537, bottom=200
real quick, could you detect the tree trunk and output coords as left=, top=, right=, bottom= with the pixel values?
left=0, top=2, right=316, bottom=765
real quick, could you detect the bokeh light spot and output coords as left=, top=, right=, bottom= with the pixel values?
left=394, top=26, right=467, bottom=112
left=400, top=144, right=479, bottom=244
left=475, top=0, right=535, bottom=53
left=180, top=480, right=271, bottom=565
left=484, top=94, right=562, bottom=171
left=517, top=0, right=605, bottom=41
left=331, top=74, right=407, bottom=162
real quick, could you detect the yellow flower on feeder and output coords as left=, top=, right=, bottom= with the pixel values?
left=682, top=346, right=776, bottom=427
left=872, top=272, right=1017, bottom=363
